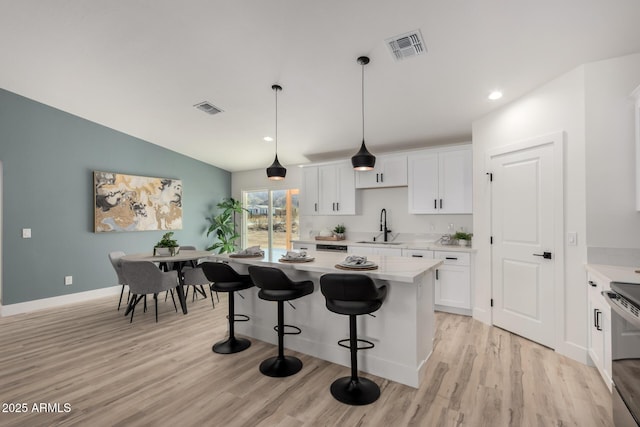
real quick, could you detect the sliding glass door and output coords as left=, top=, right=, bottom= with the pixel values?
left=243, top=189, right=299, bottom=255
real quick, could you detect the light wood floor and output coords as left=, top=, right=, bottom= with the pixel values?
left=0, top=292, right=611, bottom=426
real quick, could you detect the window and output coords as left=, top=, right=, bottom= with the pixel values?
left=243, top=189, right=299, bottom=256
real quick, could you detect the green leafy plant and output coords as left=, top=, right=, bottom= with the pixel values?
left=453, top=231, right=473, bottom=241
left=206, top=198, right=247, bottom=253
left=155, top=232, right=179, bottom=247
left=333, top=224, right=346, bottom=234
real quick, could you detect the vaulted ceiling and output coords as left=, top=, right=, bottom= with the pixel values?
left=2, top=1, right=640, bottom=171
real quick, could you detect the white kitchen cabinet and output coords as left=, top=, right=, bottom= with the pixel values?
left=408, top=145, right=472, bottom=214
left=355, top=154, right=407, bottom=189
left=300, top=166, right=320, bottom=215
left=292, top=242, right=316, bottom=251
left=586, top=271, right=612, bottom=390
left=402, top=249, right=434, bottom=259
left=433, top=251, right=471, bottom=315
left=348, top=245, right=402, bottom=257
left=633, top=84, right=640, bottom=210
left=300, top=161, right=356, bottom=216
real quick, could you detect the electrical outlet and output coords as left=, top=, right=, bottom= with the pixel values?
left=22, top=228, right=31, bottom=238
left=568, top=232, right=577, bottom=246
left=64, top=276, right=73, bottom=286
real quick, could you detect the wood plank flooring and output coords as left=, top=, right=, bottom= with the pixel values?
left=0, top=293, right=612, bottom=426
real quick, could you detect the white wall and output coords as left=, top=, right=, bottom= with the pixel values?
left=472, top=65, right=588, bottom=362
left=584, top=53, right=640, bottom=249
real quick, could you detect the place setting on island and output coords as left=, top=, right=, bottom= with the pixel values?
left=228, top=245, right=265, bottom=258
left=278, top=250, right=315, bottom=263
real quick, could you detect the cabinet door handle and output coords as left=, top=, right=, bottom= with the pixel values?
left=380, top=173, right=384, bottom=182
left=412, top=254, right=423, bottom=258
left=594, top=308, right=602, bottom=331
left=332, top=202, right=335, bottom=211
left=314, top=203, right=317, bottom=212
left=588, top=280, right=597, bottom=287
left=445, top=257, right=458, bottom=260
left=434, top=199, right=437, bottom=209
left=376, top=173, right=379, bottom=183
left=436, top=269, right=439, bottom=280
left=440, top=199, right=443, bottom=209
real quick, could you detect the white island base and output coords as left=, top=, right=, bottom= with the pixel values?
left=207, top=252, right=441, bottom=388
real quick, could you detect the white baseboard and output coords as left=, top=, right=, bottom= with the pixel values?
left=0, top=286, right=122, bottom=317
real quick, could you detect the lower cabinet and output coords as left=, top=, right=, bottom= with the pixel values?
left=433, top=251, right=471, bottom=315
left=401, top=249, right=472, bottom=316
left=292, top=242, right=316, bottom=251
left=348, top=245, right=402, bottom=256
left=586, top=271, right=612, bottom=390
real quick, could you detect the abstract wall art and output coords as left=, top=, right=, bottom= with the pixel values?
left=94, top=171, right=183, bottom=232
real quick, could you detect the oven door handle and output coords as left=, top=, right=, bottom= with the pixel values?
left=602, top=290, right=640, bottom=329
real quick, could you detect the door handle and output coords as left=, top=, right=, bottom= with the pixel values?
left=533, top=251, right=552, bottom=259
left=588, top=280, right=597, bottom=287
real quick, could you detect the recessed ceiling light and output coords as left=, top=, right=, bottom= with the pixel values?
left=488, top=91, right=503, bottom=101
left=263, top=136, right=273, bottom=142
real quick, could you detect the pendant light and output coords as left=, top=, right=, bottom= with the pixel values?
left=351, top=56, right=376, bottom=171
left=266, top=84, right=286, bottom=180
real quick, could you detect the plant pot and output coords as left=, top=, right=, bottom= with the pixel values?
left=334, top=233, right=345, bottom=240
left=457, top=239, right=468, bottom=247
left=154, top=246, right=180, bottom=256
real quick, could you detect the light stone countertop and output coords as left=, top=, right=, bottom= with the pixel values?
left=292, top=238, right=476, bottom=253
left=206, top=250, right=443, bottom=284
left=585, top=263, right=640, bottom=284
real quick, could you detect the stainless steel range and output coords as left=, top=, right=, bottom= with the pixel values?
left=603, top=282, right=640, bottom=426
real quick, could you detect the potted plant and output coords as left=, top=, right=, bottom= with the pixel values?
left=154, top=232, right=180, bottom=256
left=333, top=224, right=346, bottom=240
left=206, top=197, right=247, bottom=253
left=453, top=231, right=473, bottom=246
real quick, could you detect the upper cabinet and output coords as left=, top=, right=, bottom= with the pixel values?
left=300, top=161, right=356, bottom=216
left=355, top=154, right=408, bottom=189
left=408, top=145, right=472, bottom=214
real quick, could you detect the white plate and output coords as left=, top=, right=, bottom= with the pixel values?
left=279, top=257, right=315, bottom=263
left=338, top=261, right=376, bottom=269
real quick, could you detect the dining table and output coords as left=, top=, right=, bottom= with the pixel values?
left=121, top=249, right=212, bottom=314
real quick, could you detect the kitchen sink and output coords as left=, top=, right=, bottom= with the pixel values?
left=355, top=241, right=404, bottom=245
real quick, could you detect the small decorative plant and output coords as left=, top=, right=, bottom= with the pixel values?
left=333, top=224, right=346, bottom=234
left=154, top=232, right=180, bottom=256
left=453, top=231, right=472, bottom=246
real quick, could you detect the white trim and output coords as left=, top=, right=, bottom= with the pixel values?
left=485, top=131, right=566, bottom=352
left=0, top=286, right=121, bottom=317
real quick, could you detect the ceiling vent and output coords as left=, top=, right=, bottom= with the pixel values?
left=194, top=101, right=223, bottom=115
left=386, top=30, right=426, bottom=61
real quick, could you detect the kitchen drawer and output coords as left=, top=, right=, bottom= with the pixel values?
left=403, top=249, right=433, bottom=259
left=587, top=271, right=609, bottom=295
left=434, top=251, right=470, bottom=266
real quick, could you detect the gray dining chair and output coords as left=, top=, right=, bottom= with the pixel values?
left=108, top=251, right=130, bottom=311
left=122, top=261, right=179, bottom=323
left=180, top=245, right=218, bottom=305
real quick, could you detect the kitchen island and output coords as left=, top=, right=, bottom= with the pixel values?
left=206, top=251, right=442, bottom=388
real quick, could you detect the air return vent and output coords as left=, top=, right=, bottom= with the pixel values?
left=194, top=101, right=223, bottom=115
left=386, top=30, right=426, bottom=61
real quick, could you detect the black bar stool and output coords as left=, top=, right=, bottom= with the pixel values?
left=319, top=273, right=387, bottom=405
left=248, top=266, right=314, bottom=377
left=201, top=262, right=254, bottom=354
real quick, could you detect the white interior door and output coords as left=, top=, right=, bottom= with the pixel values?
left=489, top=134, right=562, bottom=349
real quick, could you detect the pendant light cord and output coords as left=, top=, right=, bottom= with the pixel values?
left=275, top=87, right=279, bottom=154
left=361, top=62, right=365, bottom=141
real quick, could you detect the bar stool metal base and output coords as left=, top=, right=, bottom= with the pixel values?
left=330, top=376, right=380, bottom=406
left=212, top=336, right=251, bottom=354
left=259, top=355, right=303, bottom=377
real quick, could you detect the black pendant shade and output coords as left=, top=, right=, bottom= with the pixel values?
left=267, top=154, right=286, bottom=180
left=267, top=84, right=286, bottom=180
left=351, top=56, right=376, bottom=171
left=352, top=140, right=376, bottom=171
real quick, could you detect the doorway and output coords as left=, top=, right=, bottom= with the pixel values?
left=488, top=132, right=564, bottom=348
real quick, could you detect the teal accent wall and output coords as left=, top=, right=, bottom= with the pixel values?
left=0, top=89, right=231, bottom=305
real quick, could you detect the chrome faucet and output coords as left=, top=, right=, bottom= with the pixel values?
left=380, top=208, right=391, bottom=242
